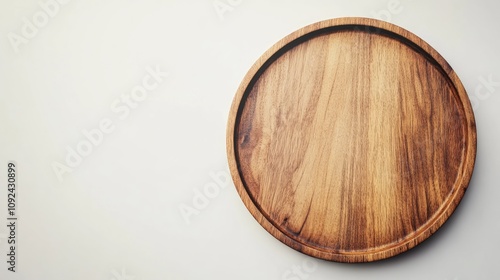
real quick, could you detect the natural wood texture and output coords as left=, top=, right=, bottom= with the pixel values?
left=226, top=18, right=476, bottom=262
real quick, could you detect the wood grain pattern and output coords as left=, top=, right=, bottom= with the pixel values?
left=226, top=18, right=476, bottom=262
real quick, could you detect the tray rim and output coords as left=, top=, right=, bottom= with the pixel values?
left=226, top=17, right=477, bottom=263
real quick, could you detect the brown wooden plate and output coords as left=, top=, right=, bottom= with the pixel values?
left=226, top=17, right=476, bottom=262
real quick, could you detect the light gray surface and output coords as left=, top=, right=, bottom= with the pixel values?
left=0, top=0, right=499, bottom=279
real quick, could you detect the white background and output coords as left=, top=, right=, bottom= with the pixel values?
left=0, top=0, right=499, bottom=279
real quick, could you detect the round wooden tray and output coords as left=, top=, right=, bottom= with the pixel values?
left=226, top=18, right=476, bottom=262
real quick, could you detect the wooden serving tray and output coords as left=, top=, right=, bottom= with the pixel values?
left=226, top=18, right=476, bottom=262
